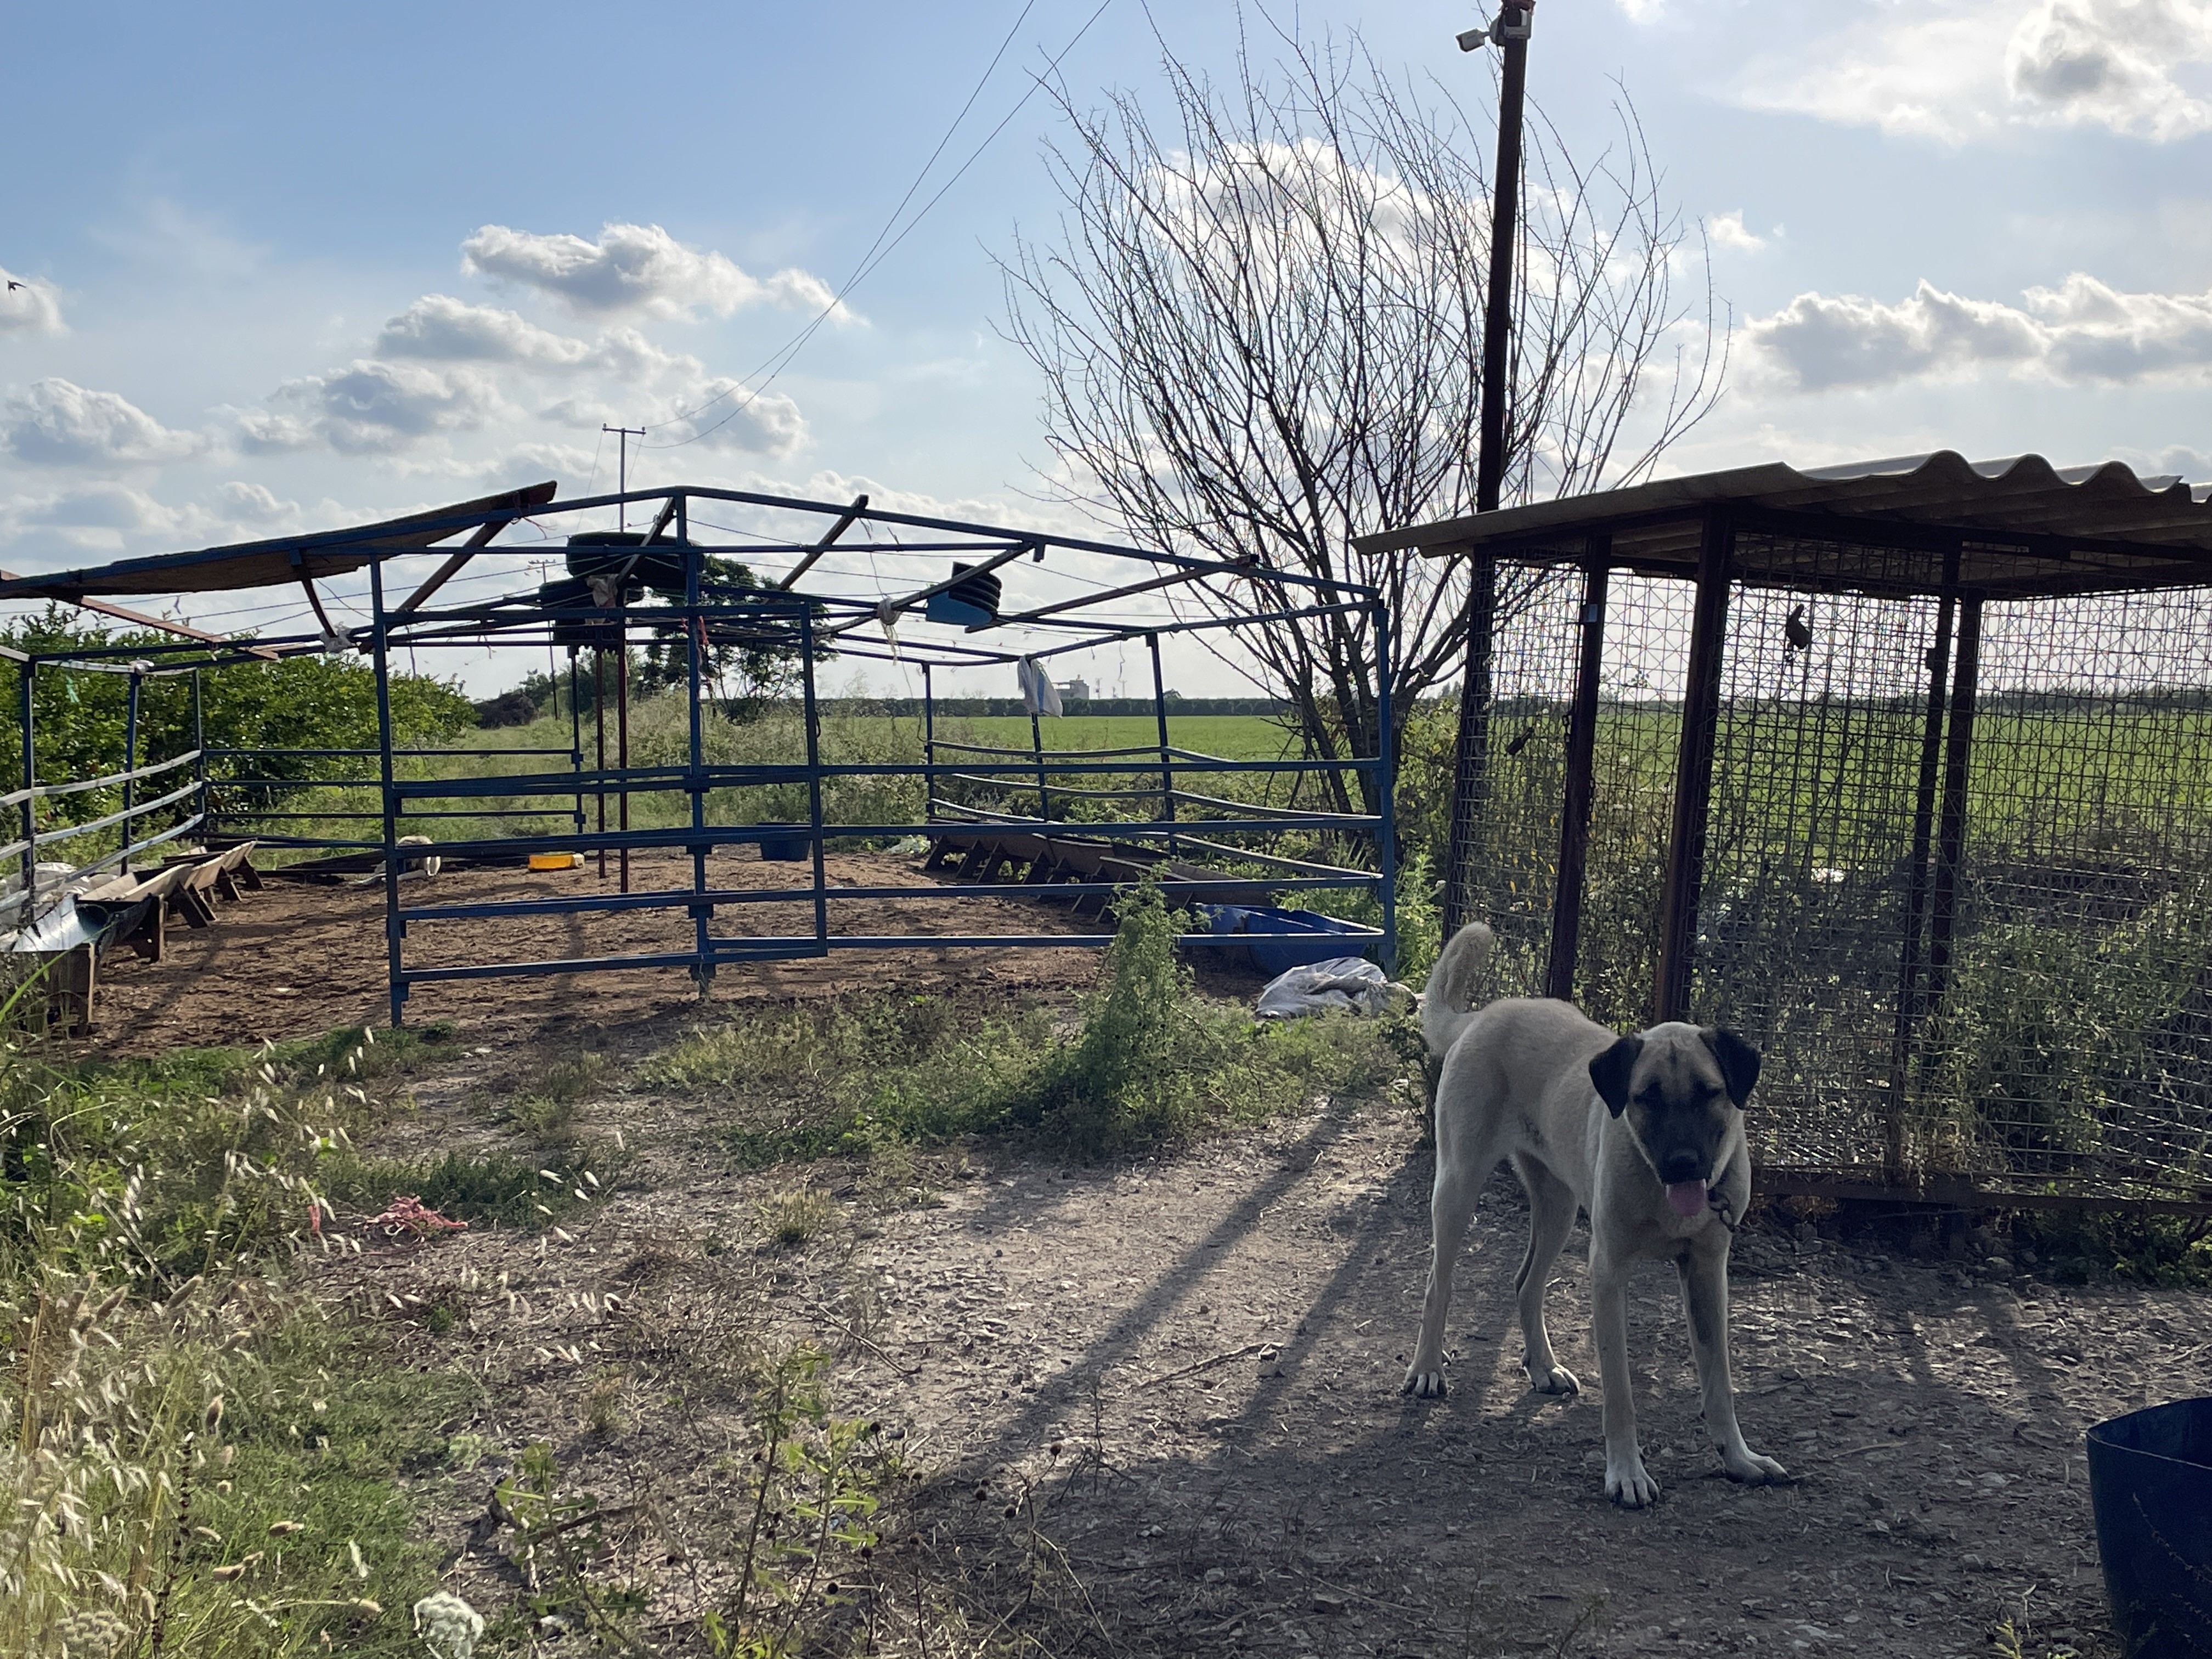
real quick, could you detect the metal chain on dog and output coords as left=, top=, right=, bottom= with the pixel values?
left=1709, top=1189, right=1740, bottom=1234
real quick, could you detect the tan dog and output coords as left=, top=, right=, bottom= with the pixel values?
left=1406, top=922, right=1787, bottom=1506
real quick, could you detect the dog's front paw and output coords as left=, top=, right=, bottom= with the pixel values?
left=1604, top=1453, right=1660, bottom=1509
left=1526, top=1363, right=1581, bottom=1396
left=1402, top=1365, right=1448, bottom=1398
left=1722, top=1447, right=1789, bottom=1485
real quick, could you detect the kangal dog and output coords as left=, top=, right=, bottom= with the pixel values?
left=1405, top=922, right=1787, bottom=1506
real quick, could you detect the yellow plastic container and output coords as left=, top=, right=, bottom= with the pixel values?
left=528, top=852, right=584, bottom=871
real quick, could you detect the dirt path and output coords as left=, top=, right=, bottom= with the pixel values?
left=329, top=1053, right=2208, bottom=1657
left=82, top=849, right=1132, bottom=1055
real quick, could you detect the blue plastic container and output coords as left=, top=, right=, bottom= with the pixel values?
left=1196, top=904, right=1383, bottom=975
left=2085, top=1396, right=2212, bottom=1658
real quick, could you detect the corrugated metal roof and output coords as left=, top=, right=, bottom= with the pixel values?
left=1353, top=452, right=2212, bottom=596
left=0, top=481, right=557, bottom=602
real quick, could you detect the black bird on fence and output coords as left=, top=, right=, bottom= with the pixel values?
left=1784, top=603, right=1813, bottom=653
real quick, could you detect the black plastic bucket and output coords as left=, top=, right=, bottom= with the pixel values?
left=2086, top=1396, right=2212, bottom=1657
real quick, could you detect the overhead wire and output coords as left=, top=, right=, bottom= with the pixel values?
left=642, top=0, right=1115, bottom=453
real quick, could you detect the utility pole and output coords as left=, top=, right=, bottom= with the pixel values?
left=1440, top=0, right=1534, bottom=947
left=602, top=424, right=645, bottom=531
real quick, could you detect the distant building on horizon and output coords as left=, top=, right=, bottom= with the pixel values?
left=1058, top=678, right=1090, bottom=703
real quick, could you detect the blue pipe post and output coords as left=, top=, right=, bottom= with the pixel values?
left=921, top=663, right=935, bottom=817
left=120, top=670, right=141, bottom=866
left=568, top=650, right=585, bottom=834
left=799, top=603, right=829, bottom=953
left=370, top=562, right=405, bottom=1027
left=16, top=662, right=33, bottom=889
left=191, top=669, right=209, bottom=839
left=682, top=495, right=713, bottom=989
left=1148, top=631, right=1176, bottom=856
left=1373, top=599, right=1400, bottom=979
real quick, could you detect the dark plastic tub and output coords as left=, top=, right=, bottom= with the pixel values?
left=1196, top=904, right=1381, bottom=976
left=754, top=825, right=809, bottom=862
left=2086, top=1396, right=2212, bottom=1658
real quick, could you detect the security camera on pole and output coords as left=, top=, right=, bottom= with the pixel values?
left=1440, top=1, right=1534, bottom=947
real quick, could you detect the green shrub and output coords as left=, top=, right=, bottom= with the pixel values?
left=652, top=876, right=1417, bottom=1165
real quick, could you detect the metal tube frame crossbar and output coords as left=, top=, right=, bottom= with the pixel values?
left=2, top=486, right=1398, bottom=1013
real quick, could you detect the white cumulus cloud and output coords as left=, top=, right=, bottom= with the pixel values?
left=1735, top=0, right=2212, bottom=144
left=460, top=221, right=853, bottom=323
left=2007, top=0, right=2212, bottom=139
left=0, top=270, right=65, bottom=335
left=1, top=379, right=204, bottom=465
left=375, top=295, right=594, bottom=365
left=1748, top=272, right=2212, bottom=390
left=544, top=375, right=808, bottom=459
left=244, top=360, right=505, bottom=455
left=1708, top=211, right=1766, bottom=251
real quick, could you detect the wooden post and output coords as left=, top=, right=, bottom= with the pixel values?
left=1440, top=553, right=1497, bottom=942
left=1888, top=545, right=1961, bottom=1176
left=1654, top=509, right=1734, bottom=1025
left=1921, top=594, right=1983, bottom=1039
left=1547, top=544, right=1610, bottom=1002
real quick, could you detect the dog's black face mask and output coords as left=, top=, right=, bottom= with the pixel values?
left=1590, top=1028, right=1760, bottom=1216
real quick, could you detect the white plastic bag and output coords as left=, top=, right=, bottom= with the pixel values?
left=1254, top=955, right=1410, bottom=1019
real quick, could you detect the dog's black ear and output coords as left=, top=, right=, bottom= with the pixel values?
left=1702, top=1026, right=1761, bottom=1107
left=1589, top=1035, right=1643, bottom=1118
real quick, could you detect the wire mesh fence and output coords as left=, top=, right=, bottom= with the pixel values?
left=1446, top=535, right=2212, bottom=1204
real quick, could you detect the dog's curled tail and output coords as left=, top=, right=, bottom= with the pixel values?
left=1419, top=921, right=1496, bottom=1058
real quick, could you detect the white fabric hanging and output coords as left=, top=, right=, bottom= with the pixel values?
left=1016, top=657, right=1063, bottom=717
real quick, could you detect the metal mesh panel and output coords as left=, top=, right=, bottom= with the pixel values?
left=1573, top=573, right=1696, bottom=1031
left=1912, top=586, right=2212, bottom=1195
left=1449, top=564, right=1581, bottom=995
left=1440, top=530, right=2212, bottom=1204
left=1692, top=540, right=1950, bottom=1171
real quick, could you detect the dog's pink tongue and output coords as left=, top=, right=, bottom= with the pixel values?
left=1666, top=1181, right=1709, bottom=1219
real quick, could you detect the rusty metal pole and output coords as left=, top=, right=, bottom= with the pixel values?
left=1440, top=1, right=1534, bottom=949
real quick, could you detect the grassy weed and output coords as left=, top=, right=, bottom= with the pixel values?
left=0, top=1017, right=492, bottom=1658
left=649, top=877, right=1416, bottom=1166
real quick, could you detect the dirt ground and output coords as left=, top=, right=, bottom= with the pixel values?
left=85, top=850, right=2209, bottom=1653
left=84, top=849, right=1147, bottom=1056
left=307, top=994, right=2212, bottom=1658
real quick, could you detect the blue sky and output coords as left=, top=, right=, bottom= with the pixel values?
left=4, top=0, right=2209, bottom=695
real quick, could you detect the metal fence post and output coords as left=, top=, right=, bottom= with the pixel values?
left=192, top=667, right=210, bottom=839
left=684, top=504, right=712, bottom=985
left=1148, top=631, right=1176, bottom=855
left=1548, top=544, right=1610, bottom=1003
left=1374, top=600, right=1399, bottom=979
left=121, top=669, right=141, bottom=866
left=921, top=663, right=936, bottom=819
left=16, top=661, right=33, bottom=895
left=1441, top=554, right=1497, bottom=945
left=370, top=561, right=404, bottom=1028
left=799, top=605, right=828, bottom=954
left=1654, top=507, right=1734, bottom=1025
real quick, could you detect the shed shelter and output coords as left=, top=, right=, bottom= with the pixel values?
left=1359, top=452, right=2212, bottom=1210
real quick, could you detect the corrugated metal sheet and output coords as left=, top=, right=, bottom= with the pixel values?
left=1354, top=452, right=2212, bottom=595
left=0, top=481, right=557, bottom=601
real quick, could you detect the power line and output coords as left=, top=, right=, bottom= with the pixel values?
left=644, top=0, right=1115, bottom=453
left=644, top=0, right=1040, bottom=441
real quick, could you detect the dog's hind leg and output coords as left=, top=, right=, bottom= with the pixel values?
left=1511, top=1158, right=1582, bottom=1396
left=1402, top=1137, right=1499, bottom=1400
left=1678, top=1245, right=1788, bottom=1487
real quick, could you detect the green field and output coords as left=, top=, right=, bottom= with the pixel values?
left=940, top=713, right=1301, bottom=760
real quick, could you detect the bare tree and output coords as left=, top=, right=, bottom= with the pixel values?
left=999, top=25, right=1724, bottom=814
